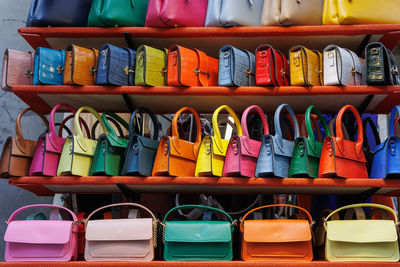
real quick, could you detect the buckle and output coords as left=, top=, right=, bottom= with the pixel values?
left=371, top=47, right=379, bottom=55
left=25, top=69, right=33, bottom=78
left=245, top=68, right=254, bottom=77
left=89, top=66, right=97, bottom=75
left=57, top=66, right=64, bottom=74
left=194, top=67, right=210, bottom=78
left=124, top=66, right=135, bottom=76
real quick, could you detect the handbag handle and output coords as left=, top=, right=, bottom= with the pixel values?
left=49, top=103, right=76, bottom=148
left=389, top=105, right=400, bottom=136
left=362, top=117, right=381, bottom=152
left=329, top=118, right=350, bottom=139
left=305, top=105, right=331, bottom=151
left=212, top=105, right=242, bottom=153
left=241, top=105, right=269, bottom=138
left=7, top=204, right=78, bottom=224
left=172, top=107, right=202, bottom=156
left=102, top=111, right=129, bottom=136
left=129, top=107, right=159, bottom=140
left=91, top=116, right=124, bottom=139
left=58, top=114, right=91, bottom=138
left=301, top=116, right=322, bottom=141
left=274, top=104, right=299, bottom=147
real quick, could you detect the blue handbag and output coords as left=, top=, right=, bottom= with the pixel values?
left=218, top=45, right=255, bottom=87
left=362, top=117, right=381, bottom=175
left=121, top=108, right=160, bottom=176
left=33, top=47, right=65, bottom=85
left=96, top=44, right=136, bottom=86
left=255, top=104, right=299, bottom=178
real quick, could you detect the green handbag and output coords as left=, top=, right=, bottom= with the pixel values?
left=289, top=105, right=330, bottom=178
left=87, top=0, right=149, bottom=27
left=162, top=205, right=234, bottom=261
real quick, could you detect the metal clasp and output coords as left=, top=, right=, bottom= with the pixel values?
left=232, top=140, right=239, bottom=155
left=25, top=69, right=33, bottom=78
left=389, top=140, right=396, bottom=156
left=326, top=141, right=333, bottom=156
left=133, top=144, right=139, bottom=154
left=163, top=142, right=169, bottom=155
left=124, top=66, right=135, bottom=76
left=57, top=65, right=64, bottom=74
left=245, top=68, right=254, bottom=77
left=89, top=66, right=96, bottom=75
left=194, top=67, right=210, bottom=78
left=265, top=140, right=272, bottom=155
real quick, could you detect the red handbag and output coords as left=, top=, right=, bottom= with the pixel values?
left=256, top=45, right=289, bottom=86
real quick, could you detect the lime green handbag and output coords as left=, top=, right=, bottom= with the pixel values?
left=135, top=45, right=168, bottom=87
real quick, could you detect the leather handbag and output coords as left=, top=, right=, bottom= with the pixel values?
left=88, top=0, right=149, bottom=27
left=223, top=105, right=269, bottom=177
left=362, top=117, right=381, bottom=175
left=0, top=108, right=49, bottom=178
left=84, top=203, right=157, bottom=261
left=64, top=45, right=99, bottom=86
left=289, top=105, right=331, bottom=178
left=96, top=44, right=136, bottom=86
left=135, top=45, right=168, bottom=87
left=26, top=0, right=92, bottom=27
left=195, top=105, right=242, bottom=177
left=323, top=45, right=365, bottom=86
left=168, top=45, right=219, bottom=87
left=57, top=106, right=109, bottom=177
left=152, top=107, right=201, bottom=177
left=218, top=45, right=255, bottom=87
left=365, top=42, right=400, bottom=85
left=121, top=108, right=160, bottom=176
left=261, top=0, right=324, bottom=26
left=289, top=45, right=323, bottom=86
left=322, top=0, right=400, bottom=25
left=255, top=104, right=299, bottom=178
left=2, top=49, right=34, bottom=91
left=163, top=205, right=234, bottom=261
left=255, top=44, right=289, bottom=86
left=318, top=105, right=368, bottom=179
left=145, top=0, right=208, bottom=27
left=324, top=203, right=399, bottom=262
left=4, top=204, right=79, bottom=262
left=33, top=47, right=66, bottom=85
left=205, top=0, right=264, bottom=27
left=240, top=204, right=313, bottom=261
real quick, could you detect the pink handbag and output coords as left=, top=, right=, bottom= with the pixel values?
left=1, top=49, right=34, bottom=91
left=4, top=204, right=79, bottom=262
left=223, top=105, right=269, bottom=177
left=145, top=0, right=208, bottom=27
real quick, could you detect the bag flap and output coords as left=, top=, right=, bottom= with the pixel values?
left=374, top=137, right=399, bottom=155
left=105, top=134, right=128, bottom=149
left=136, top=135, right=159, bottom=150
left=165, top=221, right=231, bottom=243
left=302, top=137, right=323, bottom=158
left=212, top=136, right=229, bottom=156
left=73, top=136, right=97, bottom=156
left=169, top=136, right=197, bottom=161
left=332, top=137, right=366, bottom=163
left=240, top=136, right=261, bottom=158
left=10, top=137, right=37, bottom=157
left=196, top=49, right=210, bottom=86
left=45, top=134, right=65, bottom=153
left=271, top=135, right=294, bottom=157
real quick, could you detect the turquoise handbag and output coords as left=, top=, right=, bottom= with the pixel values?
left=162, top=205, right=234, bottom=261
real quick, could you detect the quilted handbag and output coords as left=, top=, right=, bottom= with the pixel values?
left=64, top=45, right=99, bottom=86
left=255, top=44, right=289, bottom=86
left=163, top=205, right=234, bottom=261
left=218, top=45, right=255, bottom=87
left=168, top=45, right=219, bottom=87
left=135, top=45, right=168, bottom=86
left=195, top=105, right=242, bottom=177
left=324, top=203, right=399, bottom=262
left=84, top=203, right=157, bottom=261
left=152, top=107, right=201, bottom=177
left=362, top=117, right=381, bottom=175
left=205, top=0, right=264, bottom=27
left=4, top=204, right=79, bottom=262
left=223, top=105, right=269, bottom=177
left=88, top=0, right=149, bottom=27
left=121, top=108, right=160, bottom=176
left=240, top=204, right=313, bottom=261
left=96, top=44, right=136, bottom=86
left=318, top=105, right=368, bottom=178
left=289, top=105, right=331, bottom=178
left=255, top=104, right=299, bottom=178
left=0, top=108, right=49, bottom=178
left=33, top=47, right=65, bottom=85
left=2, top=49, right=34, bottom=91
left=289, top=45, right=323, bottom=86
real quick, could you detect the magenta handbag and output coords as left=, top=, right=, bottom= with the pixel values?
left=145, top=0, right=208, bottom=27
left=4, top=204, right=79, bottom=262
left=223, top=105, right=269, bottom=177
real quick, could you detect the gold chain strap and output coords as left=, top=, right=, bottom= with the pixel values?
left=152, top=220, right=158, bottom=248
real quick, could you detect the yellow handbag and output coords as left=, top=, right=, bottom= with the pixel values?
left=135, top=45, right=168, bottom=87
left=324, top=203, right=399, bottom=262
left=289, top=45, right=323, bottom=86
left=57, top=106, right=108, bottom=177
left=195, top=105, right=242, bottom=177
left=323, top=0, right=400, bottom=25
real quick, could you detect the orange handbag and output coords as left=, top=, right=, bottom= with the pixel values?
left=318, top=105, right=368, bottom=178
left=240, top=204, right=313, bottom=261
left=167, top=45, right=218, bottom=86
left=152, top=107, right=202, bottom=177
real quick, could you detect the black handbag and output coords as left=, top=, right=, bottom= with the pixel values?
left=362, top=117, right=381, bottom=175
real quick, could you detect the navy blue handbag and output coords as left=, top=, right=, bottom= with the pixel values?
left=33, top=47, right=65, bottom=85
left=362, top=117, right=381, bottom=175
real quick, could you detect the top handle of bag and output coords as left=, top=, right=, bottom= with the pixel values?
left=335, top=105, right=363, bottom=157
left=389, top=105, right=400, bottom=136
left=274, top=104, right=299, bottom=144
left=102, top=111, right=129, bottom=137
left=212, top=105, right=242, bottom=153
left=362, top=117, right=381, bottom=151
left=7, top=204, right=78, bottom=224
left=241, top=105, right=269, bottom=138
left=172, top=107, right=202, bottom=155
left=49, top=103, right=76, bottom=147
left=58, top=114, right=90, bottom=139
left=129, top=107, right=159, bottom=140
left=305, top=105, right=330, bottom=150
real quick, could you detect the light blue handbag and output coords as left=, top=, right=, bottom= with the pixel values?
left=33, top=47, right=65, bottom=85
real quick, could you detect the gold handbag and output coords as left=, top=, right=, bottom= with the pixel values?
left=289, top=46, right=323, bottom=86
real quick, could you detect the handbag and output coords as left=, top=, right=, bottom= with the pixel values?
left=195, top=105, right=242, bottom=177
left=289, top=105, right=331, bottom=178
left=152, top=107, right=201, bottom=177
left=240, top=204, right=313, bottom=261
left=88, top=0, right=149, bottom=27
left=2, top=49, right=34, bottom=91
left=318, top=105, right=368, bottom=179
left=33, top=47, right=66, bottom=85
left=0, top=108, right=49, bottom=178
left=121, top=108, right=160, bottom=176
left=135, top=45, right=168, bottom=87
left=218, top=45, right=255, bottom=87
left=64, top=45, right=99, bottom=86
left=96, top=44, right=136, bottom=86
left=261, top=0, right=324, bottom=26
left=289, top=45, right=323, bottom=86
left=145, top=0, right=208, bottom=27
left=205, top=0, right=264, bottom=27
left=84, top=203, right=157, bottom=261
left=223, top=105, right=269, bottom=177
left=163, top=205, right=234, bottom=261
left=362, top=117, right=381, bottom=175
left=255, top=104, right=299, bottom=178
left=168, top=45, right=219, bottom=87
left=4, top=204, right=79, bottom=262
left=255, top=44, right=289, bottom=86
left=324, top=203, right=399, bottom=262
